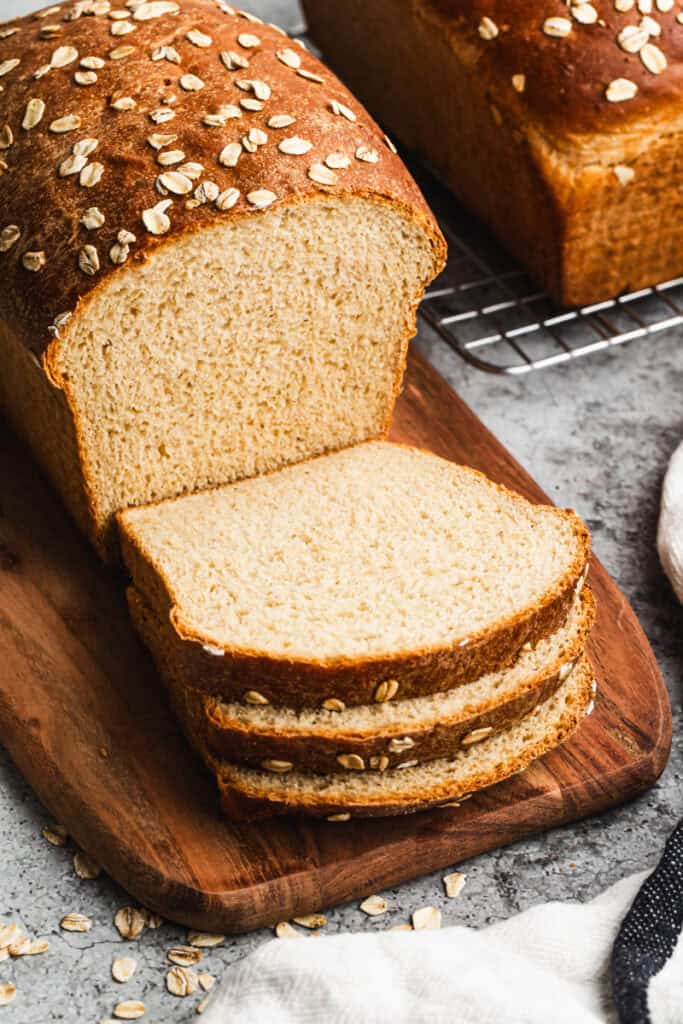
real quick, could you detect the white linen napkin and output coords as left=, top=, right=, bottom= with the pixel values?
left=658, top=440, right=683, bottom=603
left=200, top=870, right=679, bottom=1024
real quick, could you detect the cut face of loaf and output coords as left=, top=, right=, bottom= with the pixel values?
left=192, top=657, right=597, bottom=821
left=120, top=442, right=591, bottom=706
left=127, top=582, right=595, bottom=772
left=0, top=0, right=445, bottom=560
left=44, top=197, right=439, bottom=557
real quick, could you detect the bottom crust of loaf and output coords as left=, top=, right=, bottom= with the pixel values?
left=190, top=657, right=595, bottom=821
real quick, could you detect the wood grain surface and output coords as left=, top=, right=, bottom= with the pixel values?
left=0, top=349, right=671, bottom=933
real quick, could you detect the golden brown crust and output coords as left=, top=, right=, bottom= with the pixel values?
left=121, top=452, right=592, bottom=708
left=129, top=583, right=595, bottom=771
left=0, top=0, right=445, bottom=360
left=212, top=656, right=595, bottom=820
left=418, top=1, right=683, bottom=139
left=304, top=0, right=683, bottom=304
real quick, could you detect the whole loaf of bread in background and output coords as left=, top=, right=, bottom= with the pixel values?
left=303, top=0, right=683, bottom=307
left=0, top=0, right=446, bottom=561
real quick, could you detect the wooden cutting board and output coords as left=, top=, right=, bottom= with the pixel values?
left=0, top=349, right=671, bottom=933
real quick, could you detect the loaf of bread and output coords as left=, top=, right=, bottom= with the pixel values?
left=303, top=0, right=683, bottom=306
left=177, top=656, right=597, bottom=821
left=128, top=582, right=595, bottom=772
left=119, top=442, right=591, bottom=709
left=0, top=0, right=445, bottom=560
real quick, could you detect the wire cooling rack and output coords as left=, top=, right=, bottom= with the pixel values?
left=296, top=27, right=683, bottom=375
left=413, top=167, right=683, bottom=375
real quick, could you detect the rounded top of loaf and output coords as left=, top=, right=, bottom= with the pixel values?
left=0, top=0, right=444, bottom=358
left=419, top=0, right=683, bottom=137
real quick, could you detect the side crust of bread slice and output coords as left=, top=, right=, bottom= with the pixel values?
left=149, top=646, right=594, bottom=820
left=210, top=657, right=595, bottom=820
left=128, top=585, right=595, bottom=772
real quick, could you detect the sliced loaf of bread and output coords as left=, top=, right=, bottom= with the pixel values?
left=119, top=443, right=591, bottom=707
left=0, top=1, right=446, bottom=561
left=171, top=656, right=596, bottom=821
left=127, top=584, right=595, bottom=772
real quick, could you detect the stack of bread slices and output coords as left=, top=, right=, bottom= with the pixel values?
left=119, top=442, right=597, bottom=822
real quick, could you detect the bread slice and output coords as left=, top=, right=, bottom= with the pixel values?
left=127, top=584, right=595, bottom=772
left=182, top=657, right=596, bottom=821
left=119, top=443, right=591, bottom=707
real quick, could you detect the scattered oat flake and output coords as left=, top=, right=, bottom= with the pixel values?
left=0, top=59, right=20, bottom=78
left=293, top=913, right=326, bottom=929
left=142, top=200, right=172, bottom=236
left=443, top=872, right=466, bottom=899
left=23, top=251, right=47, bottom=272
left=279, top=136, right=312, bottom=156
left=412, top=906, right=441, bottom=930
left=157, top=171, right=193, bottom=195
left=168, top=945, right=202, bottom=966
left=325, top=152, right=351, bottom=170
left=144, top=911, right=163, bottom=929
left=179, top=73, right=204, bottom=91
left=187, top=930, right=225, bottom=948
left=112, top=956, right=137, bottom=983
left=81, top=207, right=105, bottom=230
left=114, top=906, right=147, bottom=940
left=277, top=47, right=301, bottom=69
left=461, top=726, right=494, bottom=747
left=113, top=1000, right=146, bottom=1020
left=329, top=98, right=356, bottom=122
left=0, top=982, right=16, bottom=1007
left=356, top=145, right=379, bottom=164
left=187, top=29, right=212, bottom=47
left=297, top=68, right=323, bottom=84
left=23, top=97, right=45, bottom=130
left=25, top=938, right=49, bottom=956
left=274, top=921, right=300, bottom=938
left=60, top=154, right=88, bottom=177
left=360, top=895, right=387, bottom=917
left=0, top=924, right=21, bottom=949
left=196, top=995, right=211, bottom=1015
left=478, top=16, right=498, bottom=39
left=0, top=225, right=20, bottom=252
left=8, top=936, right=31, bottom=957
left=308, top=163, right=337, bottom=186
left=60, top=912, right=91, bottom=932
left=50, top=45, right=78, bottom=67
left=167, top=966, right=198, bottom=997
left=74, top=850, right=101, bottom=879
left=246, top=189, right=277, bottom=209
left=268, top=114, right=295, bottom=129
left=198, top=973, right=215, bottom=992
left=42, top=823, right=68, bottom=846
left=80, top=162, right=104, bottom=188
left=132, top=1, right=180, bottom=19
left=216, top=187, right=240, bottom=211
left=606, top=78, right=638, bottom=102
left=49, top=114, right=81, bottom=133
left=157, top=148, right=185, bottom=165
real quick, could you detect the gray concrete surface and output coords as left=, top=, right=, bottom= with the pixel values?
left=1, top=1, right=682, bottom=1020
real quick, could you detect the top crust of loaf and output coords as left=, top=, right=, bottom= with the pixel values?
left=0, top=0, right=445, bottom=363
left=417, top=1, right=683, bottom=138
left=119, top=442, right=591, bottom=703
